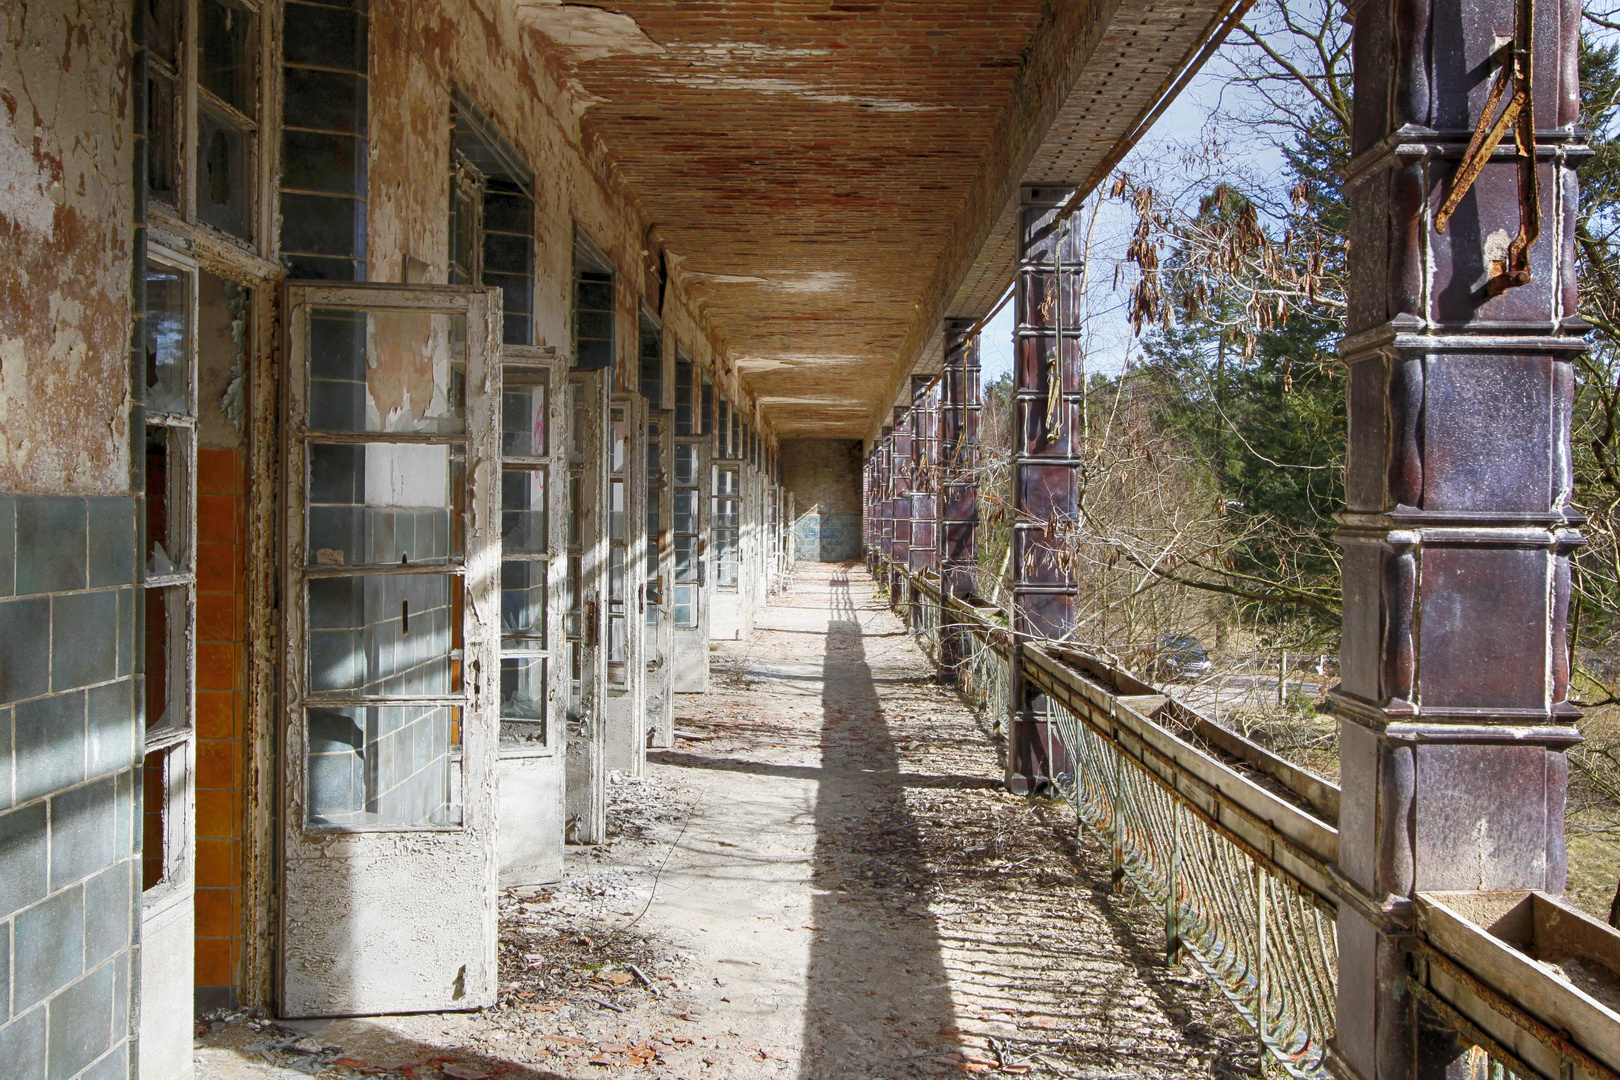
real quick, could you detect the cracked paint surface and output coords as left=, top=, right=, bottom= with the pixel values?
left=0, top=0, right=131, bottom=493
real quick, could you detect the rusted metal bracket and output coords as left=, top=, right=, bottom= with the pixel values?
left=1434, top=0, right=1539, bottom=295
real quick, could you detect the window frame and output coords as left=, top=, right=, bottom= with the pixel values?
left=497, top=345, right=568, bottom=757
left=283, top=283, right=501, bottom=835
left=148, top=0, right=267, bottom=251
left=141, top=243, right=202, bottom=907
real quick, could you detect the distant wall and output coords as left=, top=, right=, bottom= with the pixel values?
left=782, top=439, right=861, bottom=562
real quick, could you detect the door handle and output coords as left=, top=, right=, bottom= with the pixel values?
left=638, top=584, right=645, bottom=614
left=586, top=600, right=599, bottom=647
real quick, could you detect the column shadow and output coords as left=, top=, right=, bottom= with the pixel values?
left=799, top=568, right=960, bottom=1077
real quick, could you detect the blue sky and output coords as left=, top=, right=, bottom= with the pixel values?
left=979, top=64, right=1285, bottom=385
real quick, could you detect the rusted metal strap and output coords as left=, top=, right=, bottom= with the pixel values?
left=1408, top=977, right=1548, bottom=1080
left=1415, top=943, right=1620, bottom=1080
left=1434, top=0, right=1539, bottom=295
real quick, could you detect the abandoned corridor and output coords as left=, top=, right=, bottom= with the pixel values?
left=198, top=561, right=1254, bottom=1078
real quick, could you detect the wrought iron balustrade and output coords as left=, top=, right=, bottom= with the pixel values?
left=871, top=557, right=1620, bottom=1080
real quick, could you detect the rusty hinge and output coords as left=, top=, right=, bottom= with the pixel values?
left=1434, top=0, right=1538, bottom=296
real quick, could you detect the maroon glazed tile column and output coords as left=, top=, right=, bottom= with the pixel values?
left=1008, top=185, right=1083, bottom=794
left=877, top=424, right=894, bottom=565
left=939, top=320, right=981, bottom=680
left=889, top=404, right=913, bottom=603
left=864, top=453, right=878, bottom=571
left=908, top=374, right=939, bottom=579
left=1333, top=0, right=1585, bottom=1073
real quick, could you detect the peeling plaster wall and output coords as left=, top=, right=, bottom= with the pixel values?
left=363, top=0, right=775, bottom=442
left=0, top=1, right=132, bottom=495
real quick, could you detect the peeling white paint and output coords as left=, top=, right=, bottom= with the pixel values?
left=0, top=99, right=56, bottom=235
left=651, top=73, right=943, bottom=113
left=0, top=335, right=26, bottom=428
left=676, top=41, right=832, bottom=63
left=515, top=0, right=665, bottom=61
left=682, top=271, right=770, bottom=286
left=47, top=293, right=89, bottom=373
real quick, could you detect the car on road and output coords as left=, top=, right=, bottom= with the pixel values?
left=1156, top=634, right=1213, bottom=681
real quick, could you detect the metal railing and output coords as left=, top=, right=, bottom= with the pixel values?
left=1028, top=644, right=1338, bottom=1077
left=870, top=556, right=1620, bottom=1080
left=876, top=557, right=1340, bottom=1076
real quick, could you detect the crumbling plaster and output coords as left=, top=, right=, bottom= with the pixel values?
left=362, top=0, right=776, bottom=448
left=0, top=0, right=132, bottom=494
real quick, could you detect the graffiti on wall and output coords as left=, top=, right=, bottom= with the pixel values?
left=794, top=513, right=861, bottom=562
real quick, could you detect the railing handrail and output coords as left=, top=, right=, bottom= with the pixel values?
left=1022, top=642, right=1340, bottom=908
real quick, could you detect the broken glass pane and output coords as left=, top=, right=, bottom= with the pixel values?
left=145, top=426, right=189, bottom=574
left=197, top=105, right=253, bottom=241
left=500, top=559, right=545, bottom=640
left=146, top=263, right=192, bottom=415
left=500, top=656, right=546, bottom=725
left=142, top=746, right=173, bottom=890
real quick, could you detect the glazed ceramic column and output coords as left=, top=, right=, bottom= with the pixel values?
left=1008, top=186, right=1083, bottom=793
left=1332, top=0, right=1585, bottom=1073
left=938, top=321, right=981, bottom=681
left=909, top=374, right=939, bottom=578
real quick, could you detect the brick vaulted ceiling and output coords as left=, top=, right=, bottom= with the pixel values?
left=514, top=0, right=1232, bottom=438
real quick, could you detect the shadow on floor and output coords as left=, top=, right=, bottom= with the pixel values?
left=798, top=568, right=960, bottom=1077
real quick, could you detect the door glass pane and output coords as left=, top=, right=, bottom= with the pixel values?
left=607, top=614, right=626, bottom=668
left=675, top=442, right=697, bottom=485
left=500, top=656, right=546, bottom=728
left=500, top=559, right=545, bottom=640
left=308, top=442, right=464, bottom=567
left=502, top=380, right=547, bottom=457
left=608, top=543, right=625, bottom=605
left=501, top=468, right=547, bottom=555
left=145, top=427, right=190, bottom=574
left=148, top=69, right=180, bottom=203
left=674, top=535, right=697, bottom=582
left=674, top=490, right=698, bottom=534
left=566, top=554, right=582, bottom=639
left=307, top=308, right=466, bottom=433
left=608, top=478, right=625, bottom=543
left=307, top=574, right=463, bottom=694
left=144, top=585, right=188, bottom=732
left=307, top=705, right=463, bottom=827
left=146, top=263, right=193, bottom=415
left=674, top=583, right=696, bottom=629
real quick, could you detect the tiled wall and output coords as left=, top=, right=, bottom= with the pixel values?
left=782, top=439, right=863, bottom=561
left=0, top=495, right=141, bottom=1078
left=194, top=449, right=247, bottom=1011
left=793, top=513, right=862, bottom=563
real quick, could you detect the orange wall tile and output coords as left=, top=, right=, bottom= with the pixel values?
left=195, top=447, right=249, bottom=996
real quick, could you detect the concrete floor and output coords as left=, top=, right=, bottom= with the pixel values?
left=197, top=561, right=1256, bottom=1079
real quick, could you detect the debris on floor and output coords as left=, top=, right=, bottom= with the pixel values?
left=197, top=564, right=1260, bottom=1078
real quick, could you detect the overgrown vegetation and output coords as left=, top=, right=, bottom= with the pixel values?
left=970, top=0, right=1620, bottom=919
